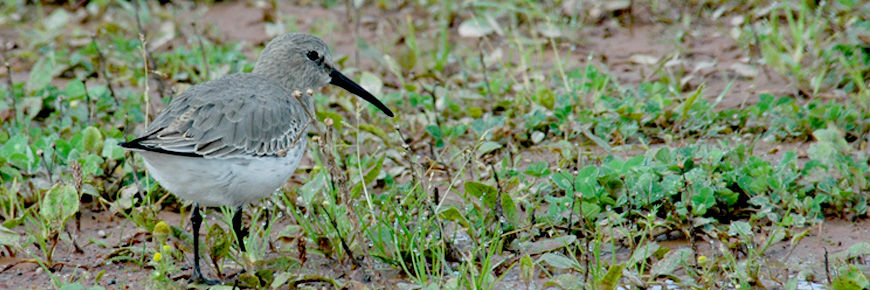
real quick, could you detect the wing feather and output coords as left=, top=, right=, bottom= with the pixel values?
left=127, top=74, right=310, bottom=158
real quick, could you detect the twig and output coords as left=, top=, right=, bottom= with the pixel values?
left=90, top=35, right=119, bottom=106
left=489, top=163, right=505, bottom=224
left=82, top=79, right=92, bottom=123
left=322, top=207, right=360, bottom=268
left=133, top=0, right=167, bottom=101
left=478, top=38, right=492, bottom=99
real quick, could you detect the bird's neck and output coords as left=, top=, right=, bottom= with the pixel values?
left=252, top=67, right=316, bottom=111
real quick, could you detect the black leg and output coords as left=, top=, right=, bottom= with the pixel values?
left=190, top=203, right=219, bottom=285
left=232, top=205, right=247, bottom=252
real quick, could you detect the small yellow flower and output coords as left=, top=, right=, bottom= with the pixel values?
left=153, top=221, right=170, bottom=243
left=162, top=244, right=172, bottom=252
left=697, top=255, right=708, bottom=264
left=153, top=252, right=162, bottom=262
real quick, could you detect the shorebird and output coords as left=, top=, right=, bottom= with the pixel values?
left=120, top=33, right=394, bottom=284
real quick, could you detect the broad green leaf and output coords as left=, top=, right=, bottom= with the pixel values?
left=629, top=242, right=660, bottom=264
left=840, top=243, right=870, bottom=259
left=550, top=172, right=574, bottom=191
left=577, top=165, right=599, bottom=179
left=728, top=221, right=752, bottom=237
left=651, top=248, right=692, bottom=277
left=101, top=139, right=125, bottom=160
left=40, top=184, right=80, bottom=229
left=601, top=263, right=625, bottom=290
left=832, top=265, right=870, bottom=290
left=27, top=53, right=56, bottom=93
left=522, top=235, right=577, bottom=255
left=580, top=202, right=601, bottom=219
left=82, top=126, right=103, bottom=155
left=464, top=181, right=498, bottom=208
left=544, top=274, right=583, bottom=289
left=271, top=272, right=294, bottom=289
left=692, top=186, right=715, bottom=215
left=299, top=171, right=327, bottom=204
left=477, top=141, right=502, bottom=156
left=315, top=111, right=345, bottom=131
left=64, top=79, right=87, bottom=99
left=537, top=253, right=580, bottom=270
left=654, top=147, right=671, bottom=162
left=523, top=162, right=550, bottom=178
left=0, top=225, right=20, bottom=248
left=438, top=207, right=469, bottom=228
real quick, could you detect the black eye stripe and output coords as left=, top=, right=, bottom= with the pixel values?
left=306, top=51, right=319, bottom=61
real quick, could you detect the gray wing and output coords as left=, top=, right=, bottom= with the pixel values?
left=130, top=74, right=311, bottom=158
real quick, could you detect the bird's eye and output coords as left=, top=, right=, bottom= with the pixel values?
left=306, top=51, right=319, bottom=61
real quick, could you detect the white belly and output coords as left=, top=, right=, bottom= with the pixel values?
left=137, top=144, right=305, bottom=207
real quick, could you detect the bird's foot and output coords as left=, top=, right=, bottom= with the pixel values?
left=188, top=270, right=222, bottom=285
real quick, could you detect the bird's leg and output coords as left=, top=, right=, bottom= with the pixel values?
left=232, top=205, right=247, bottom=252
left=190, top=203, right=219, bottom=285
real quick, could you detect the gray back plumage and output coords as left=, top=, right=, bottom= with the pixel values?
left=133, top=33, right=336, bottom=158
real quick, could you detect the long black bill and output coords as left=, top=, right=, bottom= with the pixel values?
left=329, top=69, right=394, bottom=117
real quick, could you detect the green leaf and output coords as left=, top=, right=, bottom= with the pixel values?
left=523, top=162, right=550, bottom=178
left=580, top=201, right=601, bottom=219
left=544, top=274, right=583, bottom=289
left=577, top=165, right=599, bottom=179
left=27, top=52, right=56, bottom=93
left=271, top=272, right=294, bottom=289
left=464, top=181, right=498, bottom=208
left=79, top=154, right=104, bottom=177
left=207, top=224, right=230, bottom=261
left=438, top=207, right=470, bottom=228
left=351, top=156, right=384, bottom=196
left=299, top=171, right=327, bottom=204
left=840, top=243, right=870, bottom=259
left=477, top=141, right=502, bottom=156
left=44, top=8, right=71, bottom=31
left=82, top=126, right=103, bottom=155
left=522, top=235, right=577, bottom=255
left=40, top=184, right=80, bottom=229
left=359, top=124, right=389, bottom=141
left=537, top=253, right=580, bottom=270
left=601, top=263, right=625, bottom=290
left=728, top=221, right=752, bottom=237
left=654, top=147, right=671, bottom=162
left=832, top=265, right=870, bottom=290
left=315, top=111, right=344, bottom=131
left=500, top=193, right=519, bottom=227
left=651, top=248, right=692, bottom=277
left=629, top=242, right=660, bottom=264
left=519, top=255, right=534, bottom=282
left=691, top=187, right=715, bottom=215
left=0, top=225, right=20, bottom=248
left=64, top=79, right=87, bottom=99
left=550, top=172, right=574, bottom=192
left=101, top=139, right=125, bottom=160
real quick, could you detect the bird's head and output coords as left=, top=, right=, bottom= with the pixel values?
left=254, top=33, right=393, bottom=117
